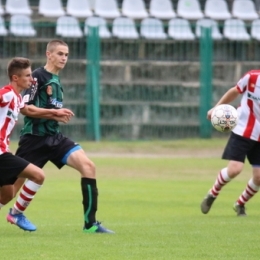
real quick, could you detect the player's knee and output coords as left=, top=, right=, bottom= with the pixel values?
left=32, top=168, right=45, bottom=184
left=228, top=161, right=243, bottom=178
left=228, top=166, right=242, bottom=177
left=87, top=160, right=96, bottom=174
left=82, top=160, right=96, bottom=178
left=252, top=171, right=260, bottom=185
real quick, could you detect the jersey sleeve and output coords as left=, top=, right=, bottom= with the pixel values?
left=0, top=87, right=13, bottom=104
left=22, top=71, right=40, bottom=105
left=236, top=73, right=250, bottom=94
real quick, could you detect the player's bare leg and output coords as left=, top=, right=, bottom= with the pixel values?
left=0, top=178, right=26, bottom=209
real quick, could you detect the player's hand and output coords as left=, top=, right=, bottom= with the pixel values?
left=55, top=108, right=74, bottom=117
left=207, top=108, right=215, bottom=120
left=54, top=115, right=72, bottom=124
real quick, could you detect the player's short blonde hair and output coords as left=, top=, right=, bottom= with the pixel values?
left=46, top=39, right=68, bottom=52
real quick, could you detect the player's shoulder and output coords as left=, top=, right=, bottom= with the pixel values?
left=0, top=85, right=15, bottom=102
left=238, top=70, right=260, bottom=81
left=0, top=85, right=13, bottom=95
left=246, top=70, right=260, bottom=76
left=32, top=67, right=52, bottom=86
left=32, top=67, right=46, bottom=77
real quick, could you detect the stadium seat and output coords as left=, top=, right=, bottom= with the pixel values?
left=168, top=18, right=195, bottom=40
left=177, top=0, right=204, bottom=20
left=251, top=19, right=260, bottom=40
left=39, top=0, right=65, bottom=17
left=0, top=0, right=4, bottom=15
left=85, top=16, right=111, bottom=38
left=6, top=0, right=32, bottom=15
left=94, top=0, right=120, bottom=19
left=196, top=19, right=222, bottom=40
left=112, top=17, right=139, bottom=39
left=232, top=0, right=258, bottom=20
left=140, top=18, right=167, bottom=39
left=204, top=0, right=231, bottom=20
left=88, top=0, right=95, bottom=9
left=66, top=0, right=93, bottom=18
left=56, top=16, right=83, bottom=38
left=10, top=14, right=36, bottom=36
left=122, top=0, right=148, bottom=19
left=149, top=0, right=176, bottom=19
left=0, top=16, right=7, bottom=36
left=223, top=18, right=250, bottom=40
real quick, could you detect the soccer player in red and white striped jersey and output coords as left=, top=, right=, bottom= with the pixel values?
left=201, top=70, right=260, bottom=216
left=0, top=57, right=73, bottom=231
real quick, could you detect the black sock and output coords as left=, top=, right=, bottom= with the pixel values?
left=81, top=177, right=98, bottom=229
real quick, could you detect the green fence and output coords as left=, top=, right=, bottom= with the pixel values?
left=0, top=21, right=258, bottom=140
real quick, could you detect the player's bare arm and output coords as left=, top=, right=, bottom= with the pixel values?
left=20, top=104, right=74, bottom=119
left=207, top=87, right=240, bottom=120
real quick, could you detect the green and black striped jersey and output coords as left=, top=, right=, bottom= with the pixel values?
left=21, top=67, right=64, bottom=136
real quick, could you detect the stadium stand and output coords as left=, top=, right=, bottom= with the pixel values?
left=122, top=0, right=149, bottom=19
left=94, top=0, right=120, bottom=19
left=0, top=15, right=7, bottom=35
left=56, top=15, right=83, bottom=38
left=168, top=18, right=195, bottom=40
left=140, top=17, right=167, bottom=39
left=9, top=14, right=36, bottom=36
left=176, top=0, right=204, bottom=20
left=66, top=0, right=93, bottom=18
left=204, top=0, right=232, bottom=20
left=38, top=0, right=65, bottom=17
left=1, top=0, right=260, bottom=140
left=112, top=17, right=139, bottom=39
left=149, top=0, right=176, bottom=19
left=6, top=0, right=32, bottom=15
left=232, top=0, right=259, bottom=20
left=195, top=18, right=223, bottom=40
left=85, top=16, right=112, bottom=38
left=0, top=0, right=4, bottom=15
left=223, top=18, right=251, bottom=40
left=251, top=19, right=260, bottom=40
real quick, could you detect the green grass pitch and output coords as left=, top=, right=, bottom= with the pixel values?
left=1, top=139, right=259, bottom=259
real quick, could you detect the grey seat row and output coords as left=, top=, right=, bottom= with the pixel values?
left=0, top=0, right=259, bottom=21
left=1, top=14, right=260, bottom=41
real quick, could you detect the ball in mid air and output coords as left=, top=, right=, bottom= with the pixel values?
left=211, top=104, right=238, bottom=132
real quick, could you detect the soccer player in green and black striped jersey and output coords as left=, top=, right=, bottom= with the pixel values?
left=13, top=39, right=114, bottom=233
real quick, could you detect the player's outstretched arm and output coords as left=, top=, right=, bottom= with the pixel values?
left=20, top=105, right=74, bottom=119
left=215, top=86, right=240, bottom=106
left=207, top=87, right=240, bottom=120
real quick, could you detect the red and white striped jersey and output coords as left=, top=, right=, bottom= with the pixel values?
left=233, top=70, right=260, bottom=141
left=0, top=85, right=24, bottom=154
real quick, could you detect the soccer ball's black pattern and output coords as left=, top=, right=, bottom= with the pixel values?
left=211, top=104, right=238, bottom=133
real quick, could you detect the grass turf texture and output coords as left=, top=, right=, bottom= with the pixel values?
left=1, top=138, right=259, bottom=259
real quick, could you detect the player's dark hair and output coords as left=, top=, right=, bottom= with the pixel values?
left=7, top=57, right=31, bottom=81
left=46, top=39, right=68, bottom=52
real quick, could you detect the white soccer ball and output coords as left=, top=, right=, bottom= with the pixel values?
left=211, top=104, right=238, bottom=132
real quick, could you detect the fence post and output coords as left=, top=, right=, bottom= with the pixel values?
left=199, top=27, right=213, bottom=138
left=86, top=26, right=101, bottom=141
